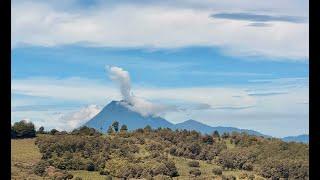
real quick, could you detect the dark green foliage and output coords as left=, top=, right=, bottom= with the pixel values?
left=112, top=121, right=119, bottom=132
left=107, top=126, right=114, bottom=134
left=213, top=130, right=220, bottom=138
left=37, top=126, right=45, bottom=134
left=12, top=120, right=36, bottom=138
left=162, top=159, right=179, bottom=177
left=144, top=125, right=152, bottom=132
left=258, top=158, right=308, bottom=179
left=34, top=125, right=308, bottom=179
left=202, top=134, right=214, bottom=145
left=71, top=126, right=102, bottom=136
left=50, top=129, right=59, bottom=135
left=217, top=148, right=256, bottom=170
left=221, top=132, right=230, bottom=139
left=33, top=160, right=50, bottom=176
left=86, top=162, right=95, bottom=171
left=189, top=169, right=201, bottom=177
left=11, top=125, right=16, bottom=138
left=188, top=161, right=200, bottom=167
left=120, top=124, right=128, bottom=132
left=212, top=167, right=223, bottom=175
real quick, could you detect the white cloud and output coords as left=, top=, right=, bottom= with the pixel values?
left=12, top=0, right=308, bottom=59
left=60, top=104, right=101, bottom=130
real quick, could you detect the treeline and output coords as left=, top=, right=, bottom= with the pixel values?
left=30, top=121, right=309, bottom=180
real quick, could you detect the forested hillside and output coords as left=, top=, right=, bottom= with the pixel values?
left=25, top=124, right=308, bottom=180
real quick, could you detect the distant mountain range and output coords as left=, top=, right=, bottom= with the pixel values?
left=84, top=100, right=307, bottom=143
left=282, top=134, right=309, bottom=144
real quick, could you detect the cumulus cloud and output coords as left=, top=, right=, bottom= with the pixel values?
left=11, top=0, right=308, bottom=59
left=107, top=66, right=177, bottom=116
left=60, top=104, right=101, bottom=130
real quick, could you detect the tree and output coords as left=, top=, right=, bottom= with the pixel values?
left=202, top=134, right=214, bottom=145
left=213, top=130, right=220, bottom=138
left=144, top=125, right=152, bottom=132
left=12, top=120, right=36, bottom=138
left=120, top=124, right=128, bottom=132
left=50, top=129, right=59, bottom=135
left=112, top=121, right=119, bottom=132
left=37, top=126, right=45, bottom=134
left=107, top=126, right=114, bottom=135
left=221, top=132, right=230, bottom=139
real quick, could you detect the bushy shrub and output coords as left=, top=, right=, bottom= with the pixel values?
left=222, top=174, right=236, bottom=180
left=146, top=142, right=164, bottom=151
left=212, top=167, right=223, bottom=175
left=217, top=148, right=256, bottom=170
left=12, top=120, right=36, bottom=138
left=33, top=125, right=308, bottom=179
left=33, top=160, right=50, bottom=176
left=258, top=158, right=308, bottom=179
left=162, top=160, right=179, bottom=177
left=187, top=161, right=200, bottom=167
left=72, top=126, right=102, bottom=136
left=50, top=129, right=59, bottom=135
left=86, top=162, right=95, bottom=171
left=189, top=169, right=201, bottom=177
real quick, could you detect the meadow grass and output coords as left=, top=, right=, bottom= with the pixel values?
left=11, top=138, right=43, bottom=180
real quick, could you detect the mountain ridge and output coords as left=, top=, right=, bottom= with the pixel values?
left=84, top=100, right=307, bottom=143
left=84, top=100, right=268, bottom=137
left=282, top=134, right=309, bottom=143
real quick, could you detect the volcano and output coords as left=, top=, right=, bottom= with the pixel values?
left=84, top=100, right=268, bottom=137
left=84, top=100, right=174, bottom=132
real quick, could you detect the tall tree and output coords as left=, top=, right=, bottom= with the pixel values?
left=112, top=121, right=119, bottom=132
left=120, top=124, right=128, bottom=132
left=37, top=126, right=45, bottom=134
left=213, top=130, right=220, bottom=138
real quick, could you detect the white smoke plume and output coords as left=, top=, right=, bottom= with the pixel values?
left=108, top=66, right=132, bottom=102
left=107, top=66, right=177, bottom=116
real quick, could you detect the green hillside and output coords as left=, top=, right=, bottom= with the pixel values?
left=11, top=126, right=308, bottom=180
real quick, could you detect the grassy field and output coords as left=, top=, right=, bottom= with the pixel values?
left=11, top=138, right=43, bottom=180
left=12, top=138, right=265, bottom=180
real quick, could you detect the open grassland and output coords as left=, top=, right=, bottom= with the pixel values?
left=11, top=138, right=43, bottom=180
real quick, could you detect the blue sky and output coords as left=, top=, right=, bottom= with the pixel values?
left=11, top=0, right=309, bottom=137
